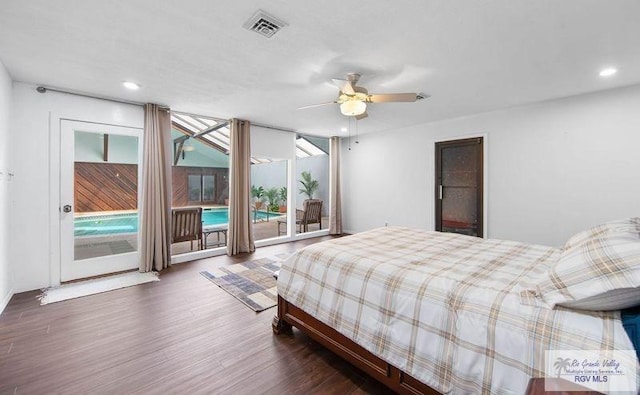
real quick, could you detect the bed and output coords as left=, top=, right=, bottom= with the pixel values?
left=273, top=224, right=640, bottom=394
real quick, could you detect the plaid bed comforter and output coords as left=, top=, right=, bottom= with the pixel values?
left=277, top=227, right=639, bottom=394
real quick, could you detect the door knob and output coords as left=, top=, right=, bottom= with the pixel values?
left=63, top=205, right=72, bottom=213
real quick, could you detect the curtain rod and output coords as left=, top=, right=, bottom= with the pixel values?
left=34, top=85, right=170, bottom=110
left=35, top=84, right=325, bottom=138
left=252, top=121, right=330, bottom=139
left=251, top=122, right=298, bottom=135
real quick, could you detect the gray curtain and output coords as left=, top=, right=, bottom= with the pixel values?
left=329, top=136, right=343, bottom=235
left=139, top=104, right=172, bottom=272
left=227, top=119, right=255, bottom=255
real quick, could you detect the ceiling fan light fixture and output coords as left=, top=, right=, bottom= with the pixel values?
left=340, top=100, right=367, bottom=116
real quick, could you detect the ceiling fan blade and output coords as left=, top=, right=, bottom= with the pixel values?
left=331, top=78, right=355, bottom=95
left=355, top=110, right=368, bottom=120
left=367, top=93, right=417, bottom=103
left=297, top=101, right=336, bottom=110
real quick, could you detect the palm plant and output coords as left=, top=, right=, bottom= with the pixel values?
left=299, top=171, right=319, bottom=200
left=264, top=187, right=280, bottom=212
left=278, top=186, right=288, bottom=212
left=251, top=185, right=265, bottom=209
left=278, top=186, right=287, bottom=204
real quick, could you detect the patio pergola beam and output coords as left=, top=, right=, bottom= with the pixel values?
left=103, top=134, right=109, bottom=161
left=172, top=123, right=227, bottom=155
left=193, top=121, right=229, bottom=138
left=172, top=113, right=207, bottom=133
left=173, top=139, right=186, bottom=166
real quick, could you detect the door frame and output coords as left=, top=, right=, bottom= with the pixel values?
left=433, top=134, right=488, bottom=238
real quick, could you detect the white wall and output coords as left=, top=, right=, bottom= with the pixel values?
left=342, top=84, right=640, bottom=247
left=0, top=61, right=13, bottom=311
left=11, top=82, right=143, bottom=292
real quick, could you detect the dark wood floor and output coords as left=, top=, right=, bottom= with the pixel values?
left=0, top=236, right=393, bottom=394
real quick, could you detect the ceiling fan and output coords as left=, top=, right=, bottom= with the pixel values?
left=299, top=73, right=428, bottom=120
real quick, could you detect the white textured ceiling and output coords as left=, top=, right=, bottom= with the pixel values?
left=1, top=0, right=639, bottom=137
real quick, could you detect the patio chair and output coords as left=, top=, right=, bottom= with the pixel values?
left=171, top=207, right=203, bottom=251
left=277, top=199, right=323, bottom=236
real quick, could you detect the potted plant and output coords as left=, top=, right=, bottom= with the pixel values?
left=278, top=186, right=287, bottom=213
left=264, top=187, right=280, bottom=213
left=251, top=185, right=265, bottom=210
left=299, top=171, right=319, bottom=200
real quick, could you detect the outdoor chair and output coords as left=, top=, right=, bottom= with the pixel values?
left=171, top=207, right=203, bottom=251
left=277, top=199, right=323, bottom=236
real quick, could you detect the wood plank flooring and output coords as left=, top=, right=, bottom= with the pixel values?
left=0, top=236, right=393, bottom=394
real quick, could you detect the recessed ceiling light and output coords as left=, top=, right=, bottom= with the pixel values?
left=123, top=81, right=140, bottom=90
left=341, top=127, right=348, bottom=132
left=599, top=68, right=617, bottom=77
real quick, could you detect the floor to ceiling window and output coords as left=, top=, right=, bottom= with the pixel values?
left=250, top=126, right=292, bottom=242
left=294, top=134, right=329, bottom=234
left=169, top=115, right=331, bottom=257
left=171, top=113, right=230, bottom=256
left=249, top=128, right=331, bottom=241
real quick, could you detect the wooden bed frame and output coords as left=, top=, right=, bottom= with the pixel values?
left=272, top=296, right=601, bottom=394
left=272, top=295, right=439, bottom=394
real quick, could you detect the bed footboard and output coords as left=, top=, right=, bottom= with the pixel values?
left=272, top=295, right=438, bottom=395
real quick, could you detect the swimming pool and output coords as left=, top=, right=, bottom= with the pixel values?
left=74, top=208, right=274, bottom=236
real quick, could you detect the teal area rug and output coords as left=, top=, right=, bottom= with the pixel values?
left=200, top=253, right=290, bottom=312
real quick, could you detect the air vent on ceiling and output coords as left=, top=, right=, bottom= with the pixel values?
left=243, top=10, right=287, bottom=38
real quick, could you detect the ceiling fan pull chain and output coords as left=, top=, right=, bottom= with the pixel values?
left=348, top=117, right=352, bottom=151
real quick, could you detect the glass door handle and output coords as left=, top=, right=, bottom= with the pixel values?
left=63, top=205, right=72, bottom=213
left=438, top=185, right=443, bottom=200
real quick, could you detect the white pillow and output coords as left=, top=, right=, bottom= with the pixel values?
left=521, top=217, right=640, bottom=311
left=563, top=217, right=640, bottom=250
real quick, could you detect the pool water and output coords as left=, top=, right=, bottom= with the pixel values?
left=75, top=208, right=274, bottom=236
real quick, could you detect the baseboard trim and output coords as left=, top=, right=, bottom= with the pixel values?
left=0, top=288, right=14, bottom=315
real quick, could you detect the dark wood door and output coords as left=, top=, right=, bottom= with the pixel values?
left=435, top=137, right=483, bottom=237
